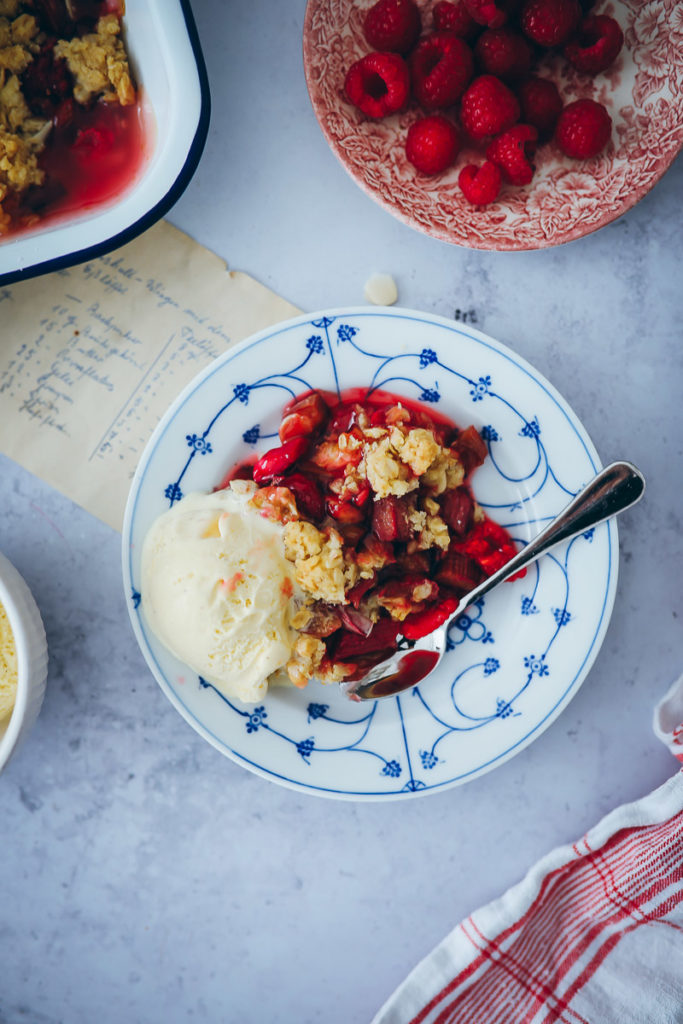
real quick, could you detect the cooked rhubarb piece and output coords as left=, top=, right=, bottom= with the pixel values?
left=440, top=486, right=474, bottom=535
left=402, top=596, right=462, bottom=639
left=301, top=603, right=343, bottom=638
left=337, top=606, right=374, bottom=637
left=33, top=0, right=72, bottom=34
left=347, top=575, right=377, bottom=608
left=436, top=549, right=484, bottom=591
left=372, top=494, right=415, bottom=541
left=326, top=496, right=367, bottom=523
left=22, top=44, right=72, bottom=117
left=335, top=522, right=367, bottom=547
left=375, top=576, right=440, bottom=620
left=453, top=425, right=488, bottom=473
left=279, top=392, right=330, bottom=442
left=327, top=401, right=362, bottom=435
left=252, top=437, right=309, bottom=483
left=272, top=472, right=325, bottom=522
left=396, top=551, right=433, bottom=575
left=356, top=535, right=396, bottom=575
left=334, top=618, right=402, bottom=659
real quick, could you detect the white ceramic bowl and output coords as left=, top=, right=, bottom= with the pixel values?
left=0, top=551, right=48, bottom=774
left=0, top=0, right=210, bottom=285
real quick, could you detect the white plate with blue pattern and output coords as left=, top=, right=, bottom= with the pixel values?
left=122, top=308, right=618, bottom=801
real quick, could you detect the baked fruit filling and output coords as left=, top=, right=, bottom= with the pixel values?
left=222, top=389, right=524, bottom=689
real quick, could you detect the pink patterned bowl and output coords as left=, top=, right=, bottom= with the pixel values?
left=303, top=0, right=683, bottom=250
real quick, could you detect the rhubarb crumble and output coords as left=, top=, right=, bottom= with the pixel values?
left=222, top=388, right=523, bottom=690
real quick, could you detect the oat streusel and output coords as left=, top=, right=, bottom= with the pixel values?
left=54, top=15, right=134, bottom=107
left=218, top=388, right=523, bottom=692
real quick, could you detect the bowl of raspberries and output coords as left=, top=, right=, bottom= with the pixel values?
left=303, top=0, right=683, bottom=249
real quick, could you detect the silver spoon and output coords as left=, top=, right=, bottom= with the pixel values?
left=341, top=461, right=645, bottom=702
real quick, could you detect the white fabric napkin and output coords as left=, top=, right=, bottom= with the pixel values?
left=373, top=678, right=683, bottom=1024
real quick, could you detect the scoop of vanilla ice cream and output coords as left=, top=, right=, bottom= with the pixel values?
left=141, top=482, right=299, bottom=704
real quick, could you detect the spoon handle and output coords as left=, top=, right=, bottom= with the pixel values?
left=452, top=461, right=645, bottom=616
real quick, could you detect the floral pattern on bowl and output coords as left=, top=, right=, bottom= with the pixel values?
left=122, top=308, right=618, bottom=800
left=302, top=0, right=683, bottom=250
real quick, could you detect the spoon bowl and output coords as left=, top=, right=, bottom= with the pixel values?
left=341, top=461, right=645, bottom=702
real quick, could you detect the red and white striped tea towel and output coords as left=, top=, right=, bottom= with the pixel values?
left=373, top=677, right=683, bottom=1024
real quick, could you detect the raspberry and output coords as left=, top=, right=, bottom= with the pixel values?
left=464, top=0, right=518, bottom=29
left=517, top=75, right=562, bottom=138
left=474, top=27, right=533, bottom=80
left=433, top=0, right=479, bottom=39
left=410, top=32, right=474, bottom=110
left=363, top=0, right=422, bottom=55
left=460, top=74, right=520, bottom=139
left=564, top=15, right=624, bottom=74
left=406, top=114, right=460, bottom=174
left=521, top=0, right=580, bottom=47
left=555, top=98, right=612, bottom=158
left=458, top=160, right=503, bottom=204
left=486, top=123, right=538, bottom=184
left=344, top=52, right=410, bottom=118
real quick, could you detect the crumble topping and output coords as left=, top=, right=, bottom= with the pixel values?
left=360, top=423, right=465, bottom=499
left=290, top=605, right=313, bottom=631
left=284, top=521, right=359, bottom=604
left=420, top=449, right=465, bottom=495
left=0, top=1, right=22, bottom=18
left=5, top=11, right=36, bottom=45
left=0, top=10, right=38, bottom=74
left=1, top=72, right=32, bottom=132
left=0, top=126, right=41, bottom=191
left=0, top=41, right=31, bottom=75
left=55, top=15, right=135, bottom=106
left=376, top=579, right=437, bottom=621
left=406, top=503, right=450, bottom=551
left=416, top=511, right=450, bottom=551
left=362, top=433, right=418, bottom=497
left=393, top=426, right=440, bottom=475
left=316, top=659, right=355, bottom=684
left=356, top=536, right=394, bottom=577
left=286, top=634, right=325, bottom=689
left=338, top=430, right=363, bottom=453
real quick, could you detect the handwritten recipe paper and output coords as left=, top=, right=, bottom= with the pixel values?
left=0, top=221, right=300, bottom=530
